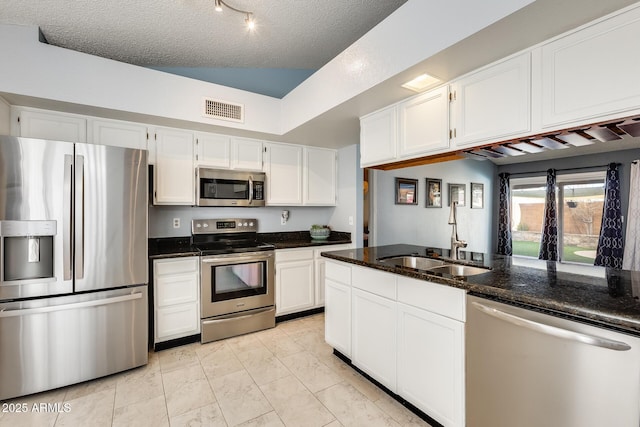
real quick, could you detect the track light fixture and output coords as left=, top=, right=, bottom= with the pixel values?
left=214, top=0, right=255, bottom=31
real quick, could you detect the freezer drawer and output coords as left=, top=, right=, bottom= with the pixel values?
left=0, top=286, right=148, bottom=400
left=466, top=295, right=640, bottom=427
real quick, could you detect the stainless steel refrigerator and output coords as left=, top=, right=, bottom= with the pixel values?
left=0, top=135, right=148, bottom=400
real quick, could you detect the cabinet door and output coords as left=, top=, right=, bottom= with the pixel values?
left=451, top=53, right=530, bottom=147
left=275, top=259, right=314, bottom=315
left=195, top=132, right=231, bottom=168
left=303, top=147, right=336, bottom=205
left=16, top=108, right=86, bottom=142
left=314, top=258, right=326, bottom=307
left=398, top=86, right=449, bottom=158
left=360, top=105, right=397, bottom=167
left=88, top=118, right=148, bottom=149
left=264, top=142, right=303, bottom=206
left=541, top=6, right=640, bottom=128
left=351, top=288, right=397, bottom=392
left=397, top=302, right=464, bottom=427
left=155, top=303, right=200, bottom=343
left=153, top=127, right=195, bottom=205
left=325, top=278, right=351, bottom=357
left=231, top=137, right=263, bottom=171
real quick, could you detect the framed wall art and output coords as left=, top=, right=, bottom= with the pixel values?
left=426, top=178, right=442, bottom=208
left=448, top=183, right=465, bottom=207
left=395, top=178, right=418, bottom=205
left=471, top=182, right=484, bottom=209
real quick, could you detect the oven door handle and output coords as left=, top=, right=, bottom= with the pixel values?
left=201, top=252, right=274, bottom=265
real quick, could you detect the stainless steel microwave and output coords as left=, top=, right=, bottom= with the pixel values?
left=196, top=168, right=266, bottom=207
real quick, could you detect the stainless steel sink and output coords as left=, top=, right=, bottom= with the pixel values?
left=427, top=264, right=490, bottom=277
left=378, top=256, right=445, bottom=270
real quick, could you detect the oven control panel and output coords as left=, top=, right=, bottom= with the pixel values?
left=192, top=218, right=258, bottom=234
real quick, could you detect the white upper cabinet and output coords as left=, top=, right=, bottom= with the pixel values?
left=231, top=137, right=263, bottom=171
left=87, top=117, right=148, bottom=150
left=398, top=86, right=450, bottom=158
left=264, top=142, right=303, bottom=205
left=13, top=107, right=87, bottom=143
left=451, top=53, right=531, bottom=147
left=195, top=132, right=231, bottom=168
left=153, top=127, right=195, bottom=205
left=541, top=5, right=640, bottom=128
left=360, top=105, right=398, bottom=167
left=303, top=147, right=336, bottom=206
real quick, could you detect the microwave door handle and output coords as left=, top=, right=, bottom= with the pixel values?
left=248, top=176, right=253, bottom=204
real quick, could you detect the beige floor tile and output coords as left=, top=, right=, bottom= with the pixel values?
left=210, top=369, right=273, bottom=426
left=114, top=368, right=164, bottom=409
left=235, top=411, right=285, bottom=427
left=258, top=333, right=305, bottom=359
left=237, top=346, right=292, bottom=386
left=260, top=376, right=335, bottom=427
left=56, top=387, right=115, bottom=426
left=62, top=374, right=119, bottom=402
left=316, top=383, right=401, bottom=427
left=199, top=342, right=245, bottom=381
left=226, top=332, right=267, bottom=355
left=374, top=395, right=432, bottom=427
left=322, top=421, right=343, bottom=427
left=169, top=402, right=227, bottom=427
left=280, top=352, right=343, bottom=393
left=162, top=364, right=216, bottom=418
left=157, top=343, right=200, bottom=373
left=112, top=394, right=169, bottom=427
left=0, top=390, right=64, bottom=427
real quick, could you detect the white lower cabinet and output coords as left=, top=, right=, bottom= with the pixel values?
left=352, top=288, right=397, bottom=392
left=153, top=257, right=200, bottom=344
left=397, top=302, right=464, bottom=427
left=324, top=259, right=466, bottom=427
left=275, top=249, right=314, bottom=316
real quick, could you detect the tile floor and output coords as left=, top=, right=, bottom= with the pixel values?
left=0, top=313, right=431, bottom=427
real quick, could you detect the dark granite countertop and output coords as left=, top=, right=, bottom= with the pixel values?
left=259, top=231, right=352, bottom=249
left=148, top=231, right=352, bottom=258
left=320, top=244, right=640, bottom=335
left=148, top=237, right=200, bottom=259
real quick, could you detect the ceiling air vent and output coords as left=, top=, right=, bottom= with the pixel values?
left=203, top=98, right=244, bottom=123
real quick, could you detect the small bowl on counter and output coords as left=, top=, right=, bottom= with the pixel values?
left=310, top=225, right=331, bottom=240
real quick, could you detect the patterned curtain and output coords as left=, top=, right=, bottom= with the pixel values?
left=595, top=163, right=624, bottom=268
left=539, top=169, right=558, bottom=261
left=623, top=161, right=640, bottom=270
left=497, top=173, right=512, bottom=255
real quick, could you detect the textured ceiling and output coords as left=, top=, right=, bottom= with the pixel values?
left=0, top=0, right=407, bottom=69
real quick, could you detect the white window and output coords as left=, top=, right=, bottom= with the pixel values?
left=510, top=171, right=606, bottom=264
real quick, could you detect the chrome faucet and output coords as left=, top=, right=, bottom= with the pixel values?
left=448, top=201, right=467, bottom=260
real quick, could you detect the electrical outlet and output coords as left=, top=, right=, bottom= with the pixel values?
left=173, top=218, right=180, bottom=229
left=348, top=216, right=354, bottom=226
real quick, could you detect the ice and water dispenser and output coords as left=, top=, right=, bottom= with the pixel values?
left=1, top=220, right=55, bottom=283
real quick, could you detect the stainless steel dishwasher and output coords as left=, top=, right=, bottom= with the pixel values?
left=466, top=295, right=640, bottom=427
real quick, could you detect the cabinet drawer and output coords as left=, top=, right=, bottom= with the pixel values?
left=276, top=249, right=314, bottom=262
left=156, top=273, right=199, bottom=307
left=397, top=276, right=465, bottom=321
left=155, top=302, right=200, bottom=342
left=154, top=257, right=198, bottom=276
left=314, top=244, right=353, bottom=258
left=325, top=261, right=351, bottom=285
left=352, top=265, right=396, bottom=300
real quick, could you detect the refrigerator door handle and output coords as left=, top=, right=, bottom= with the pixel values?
left=75, top=154, right=85, bottom=280
left=0, top=292, right=143, bottom=317
left=472, top=301, right=632, bottom=351
left=63, top=154, right=73, bottom=281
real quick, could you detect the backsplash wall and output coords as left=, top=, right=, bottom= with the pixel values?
left=148, top=205, right=336, bottom=238
left=372, top=158, right=496, bottom=253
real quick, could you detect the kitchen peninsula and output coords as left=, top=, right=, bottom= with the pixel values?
left=321, top=244, right=640, bottom=427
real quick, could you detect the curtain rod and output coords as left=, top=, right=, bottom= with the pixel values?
left=504, top=162, right=622, bottom=177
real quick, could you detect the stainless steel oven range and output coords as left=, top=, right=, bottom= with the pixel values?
left=193, top=218, right=275, bottom=343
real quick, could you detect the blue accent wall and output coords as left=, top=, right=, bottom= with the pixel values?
left=148, top=67, right=316, bottom=98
